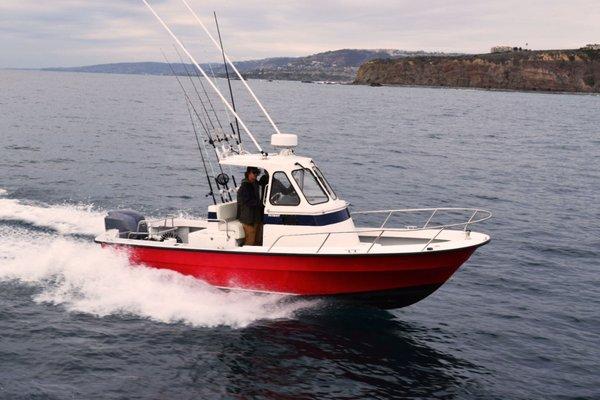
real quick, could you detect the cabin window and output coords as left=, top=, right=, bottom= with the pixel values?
left=313, top=166, right=337, bottom=200
left=292, top=168, right=329, bottom=205
left=269, top=172, right=300, bottom=206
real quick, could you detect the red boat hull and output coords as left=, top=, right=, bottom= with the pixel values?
left=101, top=242, right=483, bottom=308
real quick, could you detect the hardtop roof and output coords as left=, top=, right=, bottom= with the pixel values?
left=219, top=153, right=314, bottom=170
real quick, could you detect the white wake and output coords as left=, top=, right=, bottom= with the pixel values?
left=0, top=197, right=104, bottom=235
left=0, top=196, right=315, bottom=328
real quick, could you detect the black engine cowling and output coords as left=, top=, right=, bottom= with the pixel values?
left=104, top=210, right=147, bottom=239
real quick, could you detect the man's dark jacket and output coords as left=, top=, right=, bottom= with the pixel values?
left=236, top=179, right=262, bottom=225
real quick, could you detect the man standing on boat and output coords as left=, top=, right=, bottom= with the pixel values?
left=237, top=166, right=264, bottom=246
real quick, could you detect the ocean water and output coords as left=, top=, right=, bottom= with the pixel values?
left=0, top=70, right=599, bottom=399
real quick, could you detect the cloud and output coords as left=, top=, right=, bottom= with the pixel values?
left=1, top=0, right=599, bottom=68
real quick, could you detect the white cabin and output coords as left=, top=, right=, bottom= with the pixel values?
left=214, top=148, right=359, bottom=249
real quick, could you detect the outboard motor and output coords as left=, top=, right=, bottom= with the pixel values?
left=104, top=210, right=147, bottom=239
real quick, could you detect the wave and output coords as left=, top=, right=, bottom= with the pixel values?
left=0, top=202, right=316, bottom=328
left=0, top=197, right=105, bottom=235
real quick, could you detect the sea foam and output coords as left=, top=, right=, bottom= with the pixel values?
left=0, top=201, right=315, bottom=328
left=0, top=198, right=105, bottom=235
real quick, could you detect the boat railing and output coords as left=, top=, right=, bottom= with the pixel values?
left=207, top=218, right=235, bottom=239
left=126, top=226, right=178, bottom=240
left=142, top=215, right=177, bottom=229
left=120, top=215, right=238, bottom=241
left=267, top=208, right=491, bottom=254
left=352, top=207, right=491, bottom=232
left=124, top=216, right=236, bottom=240
left=121, top=215, right=177, bottom=239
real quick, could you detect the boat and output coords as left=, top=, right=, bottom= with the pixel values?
left=95, top=1, right=492, bottom=309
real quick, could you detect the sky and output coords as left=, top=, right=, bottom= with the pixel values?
left=1, top=0, right=599, bottom=68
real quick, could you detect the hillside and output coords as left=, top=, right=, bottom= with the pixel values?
left=42, top=49, right=457, bottom=82
left=43, top=62, right=191, bottom=75
left=354, top=49, right=600, bottom=92
left=234, top=49, right=452, bottom=81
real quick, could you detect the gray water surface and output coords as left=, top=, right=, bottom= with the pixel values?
left=0, top=70, right=599, bottom=399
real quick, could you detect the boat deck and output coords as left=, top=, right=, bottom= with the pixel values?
left=96, top=217, right=490, bottom=256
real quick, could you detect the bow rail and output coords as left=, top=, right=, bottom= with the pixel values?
left=267, top=208, right=491, bottom=253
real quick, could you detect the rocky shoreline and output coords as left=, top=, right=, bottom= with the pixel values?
left=354, top=50, right=600, bottom=93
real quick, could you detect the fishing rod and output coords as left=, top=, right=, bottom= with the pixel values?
left=190, top=63, right=240, bottom=149
left=187, top=97, right=230, bottom=203
left=180, top=0, right=282, bottom=136
left=162, top=52, right=211, bottom=139
left=214, top=11, right=242, bottom=144
left=163, top=52, right=232, bottom=202
left=173, top=46, right=224, bottom=132
left=175, top=49, right=238, bottom=196
left=173, top=47, right=217, bottom=131
left=203, top=56, right=241, bottom=150
left=187, top=44, right=241, bottom=190
left=174, top=41, right=239, bottom=152
left=184, top=98, right=217, bottom=205
left=142, top=0, right=265, bottom=154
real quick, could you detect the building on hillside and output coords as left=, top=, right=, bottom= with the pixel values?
left=491, top=46, right=513, bottom=53
left=582, top=44, right=600, bottom=50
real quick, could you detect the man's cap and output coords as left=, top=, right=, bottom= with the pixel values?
left=246, top=166, right=260, bottom=174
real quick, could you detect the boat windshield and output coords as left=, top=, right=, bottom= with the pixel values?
left=312, top=166, right=337, bottom=200
left=269, top=172, right=300, bottom=206
left=291, top=168, right=329, bottom=205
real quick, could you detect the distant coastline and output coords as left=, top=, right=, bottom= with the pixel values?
left=21, top=47, right=600, bottom=93
left=354, top=49, right=600, bottom=93
left=36, top=49, right=460, bottom=83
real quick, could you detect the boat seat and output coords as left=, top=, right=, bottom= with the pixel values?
left=212, top=201, right=238, bottom=222
left=206, top=202, right=245, bottom=241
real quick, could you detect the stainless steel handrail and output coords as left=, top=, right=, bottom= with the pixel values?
left=125, top=217, right=237, bottom=241
left=267, top=208, right=491, bottom=253
left=352, top=207, right=491, bottom=229
left=136, top=215, right=177, bottom=231
left=207, top=218, right=233, bottom=240
left=130, top=214, right=177, bottom=240
left=421, top=227, right=445, bottom=251
left=126, top=226, right=177, bottom=239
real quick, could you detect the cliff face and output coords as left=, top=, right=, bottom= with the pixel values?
left=354, top=50, right=600, bottom=92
